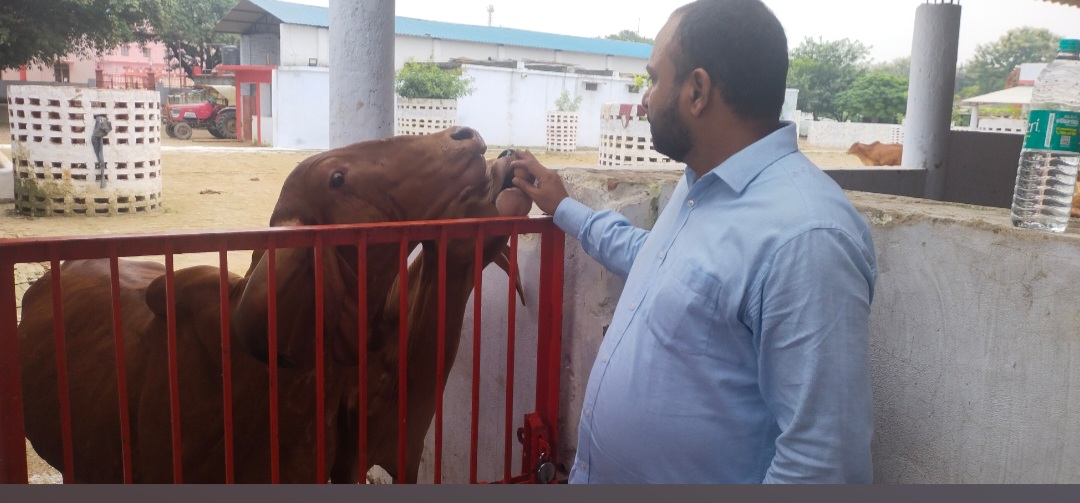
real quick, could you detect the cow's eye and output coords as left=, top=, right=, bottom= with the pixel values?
left=330, top=172, right=345, bottom=188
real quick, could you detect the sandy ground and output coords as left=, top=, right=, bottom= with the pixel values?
left=2, top=123, right=863, bottom=483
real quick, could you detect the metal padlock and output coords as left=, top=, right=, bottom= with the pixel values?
left=536, top=461, right=556, bottom=484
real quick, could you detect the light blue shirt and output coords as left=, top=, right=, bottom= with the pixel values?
left=555, top=122, right=877, bottom=484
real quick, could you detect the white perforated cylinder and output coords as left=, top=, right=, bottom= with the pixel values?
left=545, top=111, right=579, bottom=152
left=395, top=98, right=458, bottom=136
left=7, top=86, right=163, bottom=216
left=598, top=103, right=673, bottom=167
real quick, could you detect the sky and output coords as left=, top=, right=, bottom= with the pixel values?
left=290, top=0, right=1080, bottom=64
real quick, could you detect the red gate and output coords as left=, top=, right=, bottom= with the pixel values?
left=0, top=216, right=565, bottom=484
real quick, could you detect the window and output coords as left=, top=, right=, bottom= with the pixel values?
left=121, top=45, right=129, bottom=56
left=585, top=82, right=599, bottom=91
left=54, top=64, right=70, bottom=83
left=143, top=47, right=151, bottom=59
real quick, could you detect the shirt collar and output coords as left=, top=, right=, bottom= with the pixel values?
left=685, top=121, right=799, bottom=193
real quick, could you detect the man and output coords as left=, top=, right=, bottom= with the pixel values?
left=511, top=0, right=877, bottom=484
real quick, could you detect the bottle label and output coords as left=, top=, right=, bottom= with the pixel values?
left=1024, top=109, right=1080, bottom=153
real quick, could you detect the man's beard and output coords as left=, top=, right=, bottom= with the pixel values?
left=649, top=96, right=692, bottom=163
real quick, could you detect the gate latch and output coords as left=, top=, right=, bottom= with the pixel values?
left=517, top=412, right=557, bottom=484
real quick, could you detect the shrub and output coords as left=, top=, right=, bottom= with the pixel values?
left=554, top=89, right=583, bottom=112
left=395, top=60, right=475, bottom=100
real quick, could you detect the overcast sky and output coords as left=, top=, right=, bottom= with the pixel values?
left=292, top=0, right=1080, bottom=64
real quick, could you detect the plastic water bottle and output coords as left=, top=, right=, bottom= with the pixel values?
left=1010, top=39, right=1080, bottom=233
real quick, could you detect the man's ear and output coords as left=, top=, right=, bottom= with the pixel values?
left=688, top=68, right=712, bottom=117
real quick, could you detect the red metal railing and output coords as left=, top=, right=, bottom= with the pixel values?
left=0, top=216, right=565, bottom=484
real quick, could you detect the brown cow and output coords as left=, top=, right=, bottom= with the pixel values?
left=18, top=127, right=534, bottom=483
left=847, top=141, right=903, bottom=166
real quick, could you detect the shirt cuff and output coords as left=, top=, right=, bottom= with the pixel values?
left=552, top=197, right=594, bottom=238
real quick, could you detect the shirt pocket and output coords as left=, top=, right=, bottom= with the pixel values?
left=643, top=257, right=723, bottom=357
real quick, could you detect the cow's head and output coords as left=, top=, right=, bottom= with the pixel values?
left=231, top=127, right=533, bottom=371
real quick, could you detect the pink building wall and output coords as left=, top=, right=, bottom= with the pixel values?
left=2, top=41, right=184, bottom=87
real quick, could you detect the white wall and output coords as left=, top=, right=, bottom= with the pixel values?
left=455, top=64, right=646, bottom=148
left=403, top=38, right=645, bottom=75
left=280, top=25, right=330, bottom=68
left=272, top=67, right=330, bottom=150
left=808, top=121, right=906, bottom=148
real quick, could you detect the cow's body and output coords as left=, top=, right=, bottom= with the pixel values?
left=17, top=127, right=534, bottom=484
left=847, top=141, right=903, bottom=166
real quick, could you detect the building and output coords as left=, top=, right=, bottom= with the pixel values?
left=213, top=0, right=653, bottom=149
left=1, top=41, right=181, bottom=90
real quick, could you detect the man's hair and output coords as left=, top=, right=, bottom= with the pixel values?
left=671, top=0, right=788, bottom=121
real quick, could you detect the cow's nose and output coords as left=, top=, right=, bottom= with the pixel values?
left=450, top=126, right=476, bottom=141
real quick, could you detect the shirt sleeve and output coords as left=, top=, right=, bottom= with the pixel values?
left=552, top=197, right=649, bottom=278
left=754, top=227, right=876, bottom=484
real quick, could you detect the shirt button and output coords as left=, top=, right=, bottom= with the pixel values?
left=584, top=409, right=592, bottom=418
left=629, top=302, right=637, bottom=311
left=658, top=250, right=666, bottom=259
left=601, top=355, right=609, bottom=363
left=687, top=200, right=696, bottom=208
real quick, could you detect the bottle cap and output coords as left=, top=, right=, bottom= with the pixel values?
left=1061, top=39, right=1080, bottom=53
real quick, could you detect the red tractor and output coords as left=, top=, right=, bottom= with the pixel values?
left=164, top=85, right=237, bottom=140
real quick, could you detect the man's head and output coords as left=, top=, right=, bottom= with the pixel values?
left=643, top=0, right=788, bottom=163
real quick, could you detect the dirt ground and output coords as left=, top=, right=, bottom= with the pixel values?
left=2, top=123, right=863, bottom=483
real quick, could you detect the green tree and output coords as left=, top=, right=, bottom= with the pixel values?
left=871, top=56, right=910, bottom=79
left=604, top=30, right=653, bottom=45
left=786, top=37, right=871, bottom=120
left=961, top=27, right=1060, bottom=94
left=156, top=0, right=239, bottom=78
left=395, top=60, right=475, bottom=100
left=0, top=0, right=163, bottom=71
left=835, top=73, right=908, bottom=124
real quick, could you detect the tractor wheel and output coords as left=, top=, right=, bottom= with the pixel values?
left=165, top=123, right=177, bottom=138
left=215, top=109, right=237, bottom=139
left=173, top=122, right=193, bottom=140
left=208, top=123, right=225, bottom=139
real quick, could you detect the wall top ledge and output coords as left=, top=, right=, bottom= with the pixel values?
left=847, top=191, right=1080, bottom=241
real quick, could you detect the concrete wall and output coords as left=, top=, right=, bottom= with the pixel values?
left=375, top=35, right=646, bottom=75
left=242, top=32, right=280, bottom=67
left=942, top=130, right=1023, bottom=209
left=280, top=25, right=330, bottom=68
left=423, top=167, right=1080, bottom=483
left=456, top=65, right=644, bottom=148
left=808, top=121, right=905, bottom=149
left=272, top=67, right=329, bottom=150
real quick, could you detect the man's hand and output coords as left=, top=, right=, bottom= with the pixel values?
left=510, top=149, right=569, bottom=215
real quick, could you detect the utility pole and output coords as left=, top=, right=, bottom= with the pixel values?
left=488, top=5, right=494, bottom=27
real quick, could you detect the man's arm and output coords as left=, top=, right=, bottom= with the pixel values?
left=753, top=227, right=876, bottom=483
left=512, top=150, right=648, bottom=277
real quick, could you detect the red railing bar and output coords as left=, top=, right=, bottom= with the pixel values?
left=503, top=230, right=519, bottom=483
left=534, top=229, right=565, bottom=470
left=217, top=246, right=235, bottom=484
left=164, top=251, right=183, bottom=483
left=314, top=237, right=327, bottom=484
left=48, top=254, right=74, bottom=483
left=396, top=234, right=409, bottom=483
left=0, top=218, right=565, bottom=485
left=0, top=261, right=28, bottom=484
left=0, top=217, right=549, bottom=264
left=469, top=225, right=484, bottom=485
left=356, top=235, right=369, bottom=483
left=266, top=244, right=280, bottom=484
left=108, top=254, right=134, bottom=483
left=434, top=228, right=448, bottom=484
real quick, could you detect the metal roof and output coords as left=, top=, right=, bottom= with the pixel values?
left=1041, top=0, right=1080, bottom=7
left=215, top=0, right=652, bottom=59
left=960, top=85, right=1033, bottom=106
